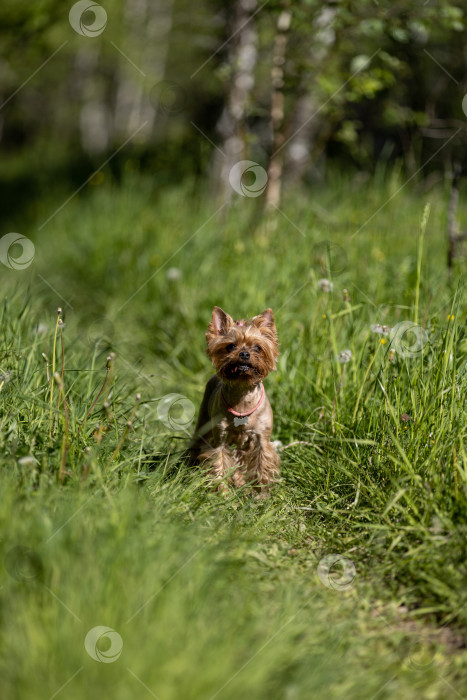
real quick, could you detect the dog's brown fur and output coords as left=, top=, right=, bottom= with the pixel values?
left=189, top=306, right=280, bottom=494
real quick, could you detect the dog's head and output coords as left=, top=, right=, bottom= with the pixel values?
left=206, top=306, right=279, bottom=385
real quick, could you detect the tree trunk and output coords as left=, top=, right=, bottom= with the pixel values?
left=447, top=163, right=467, bottom=272
left=265, top=7, right=291, bottom=210
left=73, top=47, right=112, bottom=155
left=211, top=0, right=258, bottom=203
left=266, top=3, right=338, bottom=205
left=114, top=0, right=174, bottom=144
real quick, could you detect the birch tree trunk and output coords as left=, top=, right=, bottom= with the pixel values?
left=211, top=0, right=258, bottom=202
left=265, top=6, right=291, bottom=210
left=265, top=3, right=338, bottom=206
left=114, top=0, right=174, bottom=144
left=447, top=163, right=467, bottom=272
left=283, top=5, right=337, bottom=185
left=73, top=46, right=112, bottom=155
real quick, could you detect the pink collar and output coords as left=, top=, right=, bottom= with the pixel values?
left=221, top=382, right=264, bottom=417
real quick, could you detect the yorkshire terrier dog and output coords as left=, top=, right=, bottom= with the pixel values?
left=189, top=306, right=280, bottom=494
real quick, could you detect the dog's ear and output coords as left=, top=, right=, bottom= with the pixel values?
left=252, top=308, right=276, bottom=330
left=209, top=306, right=234, bottom=336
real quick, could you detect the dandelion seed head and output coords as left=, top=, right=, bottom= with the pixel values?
left=18, top=456, right=37, bottom=468
left=317, top=278, right=333, bottom=292
left=337, top=349, right=352, bottom=364
left=371, top=323, right=390, bottom=337
left=166, top=267, right=182, bottom=281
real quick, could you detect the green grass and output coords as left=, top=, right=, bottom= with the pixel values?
left=1, top=170, right=466, bottom=699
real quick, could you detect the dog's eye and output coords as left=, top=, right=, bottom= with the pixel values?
left=226, top=343, right=236, bottom=352
left=254, top=345, right=262, bottom=353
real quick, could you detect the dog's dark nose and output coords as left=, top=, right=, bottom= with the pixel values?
left=239, top=350, right=250, bottom=360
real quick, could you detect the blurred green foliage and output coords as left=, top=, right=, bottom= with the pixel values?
left=0, top=0, right=465, bottom=224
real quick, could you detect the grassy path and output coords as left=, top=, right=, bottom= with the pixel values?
left=0, top=174, right=466, bottom=698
